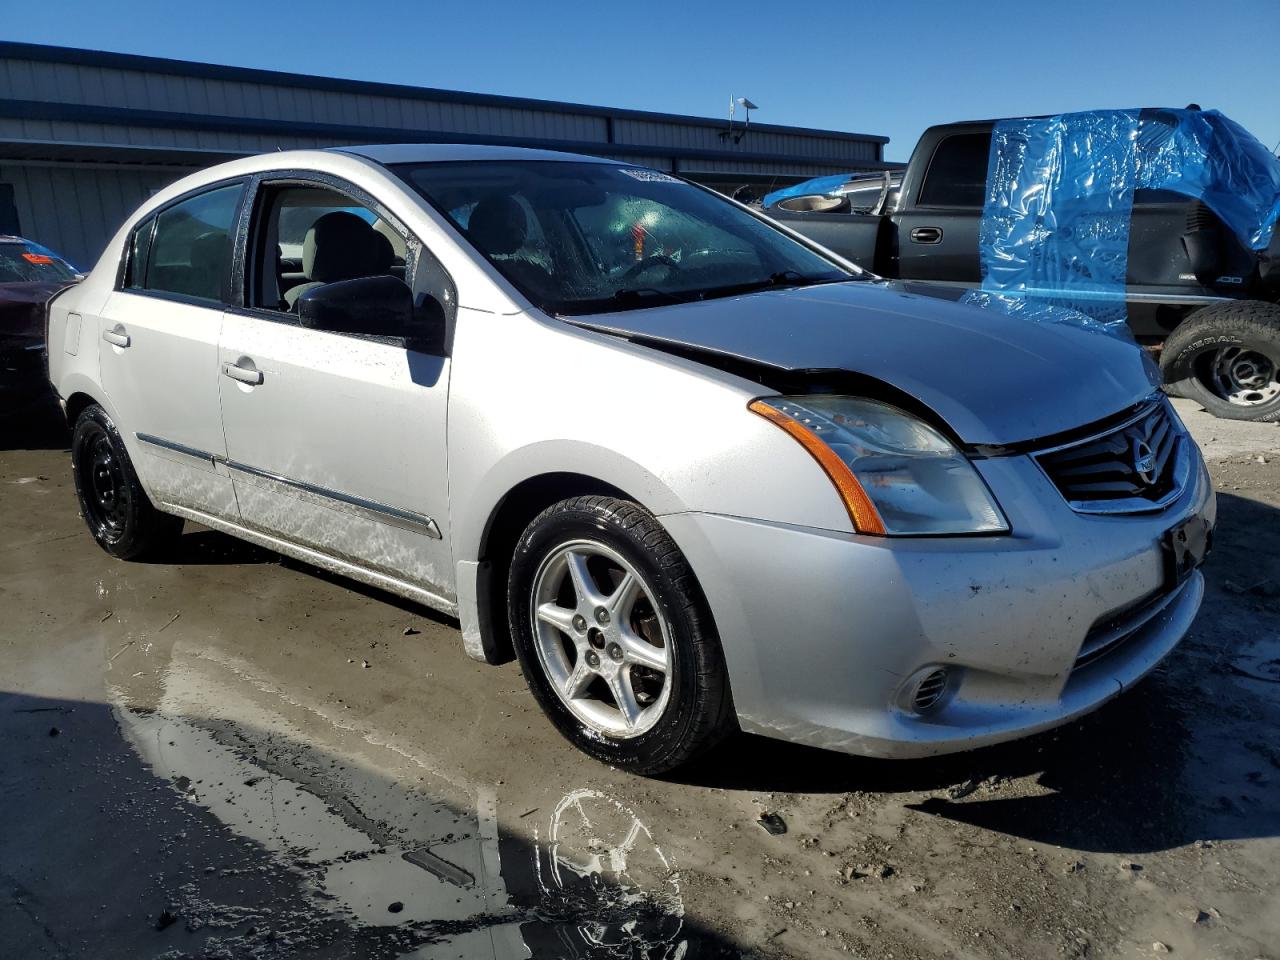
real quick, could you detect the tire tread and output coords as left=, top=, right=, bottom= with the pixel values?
left=510, top=495, right=733, bottom=775
left=1161, top=300, right=1280, bottom=422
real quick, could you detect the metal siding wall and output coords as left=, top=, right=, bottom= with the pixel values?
left=3, top=57, right=609, bottom=143
left=678, top=159, right=882, bottom=177
left=611, top=118, right=878, bottom=162
left=0, top=51, right=890, bottom=256
left=0, top=163, right=186, bottom=268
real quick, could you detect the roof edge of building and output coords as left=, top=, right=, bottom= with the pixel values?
left=0, top=41, right=890, bottom=146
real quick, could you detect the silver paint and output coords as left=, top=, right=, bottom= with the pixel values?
left=46, top=146, right=1215, bottom=760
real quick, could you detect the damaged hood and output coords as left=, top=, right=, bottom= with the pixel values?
left=569, top=280, right=1160, bottom=446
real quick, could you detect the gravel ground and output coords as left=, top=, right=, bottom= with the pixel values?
left=0, top=395, right=1277, bottom=959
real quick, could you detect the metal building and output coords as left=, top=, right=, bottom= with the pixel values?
left=0, top=42, right=892, bottom=269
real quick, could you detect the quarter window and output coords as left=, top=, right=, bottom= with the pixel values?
left=141, top=184, right=243, bottom=302
left=918, top=133, right=993, bottom=208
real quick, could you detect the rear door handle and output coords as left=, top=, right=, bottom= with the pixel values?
left=222, top=361, right=264, bottom=386
left=101, top=325, right=130, bottom=348
left=910, top=226, right=943, bottom=244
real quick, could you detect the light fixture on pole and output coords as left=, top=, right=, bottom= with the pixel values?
left=721, top=96, right=759, bottom=144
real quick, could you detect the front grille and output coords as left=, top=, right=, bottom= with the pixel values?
left=1035, top=400, right=1182, bottom=512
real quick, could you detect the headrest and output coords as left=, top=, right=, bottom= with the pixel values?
left=467, top=196, right=527, bottom=256
left=303, top=211, right=379, bottom=283
left=372, top=219, right=407, bottom=259
left=369, top=229, right=395, bottom=274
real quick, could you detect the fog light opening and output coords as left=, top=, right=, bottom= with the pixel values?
left=907, top=667, right=952, bottom=715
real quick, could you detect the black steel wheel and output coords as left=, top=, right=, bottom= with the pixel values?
left=71, top=404, right=183, bottom=559
left=1162, top=301, right=1280, bottom=422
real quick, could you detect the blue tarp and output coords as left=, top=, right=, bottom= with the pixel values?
left=979, top=108, right=1280, bottom=326
left=762, top=173, right=854, bottom=208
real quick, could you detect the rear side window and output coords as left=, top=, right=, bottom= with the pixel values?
left=918, top=133, right=993, bottom=208
left=141, top=184, right=243, bottom=302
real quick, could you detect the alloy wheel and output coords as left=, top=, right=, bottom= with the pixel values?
left=530, top=539, right=673, bottom=739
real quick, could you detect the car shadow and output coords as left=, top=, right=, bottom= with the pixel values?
left=0, top=387, right=69, bottom=451
left=1, top=688, right=746, bottom=959
left=675, top=490, right=1280, bottom=855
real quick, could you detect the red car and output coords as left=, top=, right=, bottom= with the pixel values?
left=0, top=236, right=80, bottom=408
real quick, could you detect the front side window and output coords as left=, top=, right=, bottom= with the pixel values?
left=249, top=184, right=407, bottom=313
left=142, top=183, right=243, bottom=302
left=918, top=133, right=993, bottom=208
left=393, top=161, right=854, bottom=315
left=0, top=240, right=77, bottom=283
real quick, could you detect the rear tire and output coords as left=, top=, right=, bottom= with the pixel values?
left=1161, top=301, right=1280, bottom=421
left=71, top=404, right=183, bottom=559
left=507, top=495, right=733, bottom=775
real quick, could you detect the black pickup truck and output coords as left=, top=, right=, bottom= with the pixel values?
left=767, top=114, right=1280, bottom=421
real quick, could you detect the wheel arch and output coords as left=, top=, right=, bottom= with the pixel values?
left=63, top=389, right=102, bottom=428
left=467, top=471, right=637, bottom=665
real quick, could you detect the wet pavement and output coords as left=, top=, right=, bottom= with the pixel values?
left=2, top=395, right=1279, bottom=959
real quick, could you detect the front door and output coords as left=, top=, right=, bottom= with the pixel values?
left=97, top=181, right=245, bottom=520
left=216, top=177, right=454, bottom=601
left=893, top=130, right=991, bottom=284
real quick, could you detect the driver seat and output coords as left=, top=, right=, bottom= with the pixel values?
left=467, top=196, right=553, bottom=296
left=284, top=211, right=385, bottom=310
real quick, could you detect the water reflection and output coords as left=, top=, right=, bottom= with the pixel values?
left=106, top=650, right=722, bottom=959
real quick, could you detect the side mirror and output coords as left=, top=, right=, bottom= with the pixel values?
left=297, top=275, right=415, bottom=340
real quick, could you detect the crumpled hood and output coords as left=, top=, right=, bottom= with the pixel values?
left=569, top=280, right=1160, bottom=446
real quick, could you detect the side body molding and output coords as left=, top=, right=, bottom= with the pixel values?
left=134, top=433, right=443, bottom=539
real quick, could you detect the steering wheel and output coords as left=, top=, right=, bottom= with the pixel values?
left=620, top=254, right=681, bottom=283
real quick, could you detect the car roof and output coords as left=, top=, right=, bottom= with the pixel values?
left=333, top=143, right=618, bottom=166
left=0, top=235, right=32, bottom=244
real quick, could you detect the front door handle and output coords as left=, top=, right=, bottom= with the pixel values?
left=101, top=325, right=131, bottom=348
left=222, top=360, right=264, bottom=386
left=910, top=226, right=943, bottom=244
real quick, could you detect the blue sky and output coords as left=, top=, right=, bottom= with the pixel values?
left=6, top=0, right=1277, bottom=162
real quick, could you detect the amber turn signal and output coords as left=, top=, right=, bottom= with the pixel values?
left=749, top=400, right=887, bottom=536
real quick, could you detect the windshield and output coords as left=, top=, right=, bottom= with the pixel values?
left=0, top=241, right=77, bottom=283
left=392, top=160, right=855, bottom=314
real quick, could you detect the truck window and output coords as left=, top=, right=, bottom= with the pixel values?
left=918, top=133, right=993, bottom=208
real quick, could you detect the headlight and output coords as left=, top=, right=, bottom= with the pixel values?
left=750, top=396, right=1009, bottom=536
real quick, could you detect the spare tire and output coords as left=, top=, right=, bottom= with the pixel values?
left=1161, top=300, right=1280, bottom=422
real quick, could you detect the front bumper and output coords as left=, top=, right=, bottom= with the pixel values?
left=661, top=436, right=1215, bottom=759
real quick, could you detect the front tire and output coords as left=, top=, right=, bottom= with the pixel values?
left=1161, top=301, right=1280, bottom=421
left=508, top=495, right=733, bottom=775
left=71, top=404, right=183, bottom=559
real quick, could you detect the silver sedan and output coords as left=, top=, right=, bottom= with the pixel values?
left=46, top=145, right=1215, bottom=774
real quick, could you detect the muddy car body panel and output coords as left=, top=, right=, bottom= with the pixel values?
left=47, top=146, right=1214, bottom=763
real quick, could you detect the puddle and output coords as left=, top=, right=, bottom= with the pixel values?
left=107, top=651, right=721, bottom=958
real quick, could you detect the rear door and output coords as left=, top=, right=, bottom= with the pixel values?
left=97, top=181, right=245, bottom=520
left=893, top=129, right=992, bottom=283
left=216, top=174, right=455, bottom=600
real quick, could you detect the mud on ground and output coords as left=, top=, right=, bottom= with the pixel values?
left=1, top=397, right=1277, bottom=959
